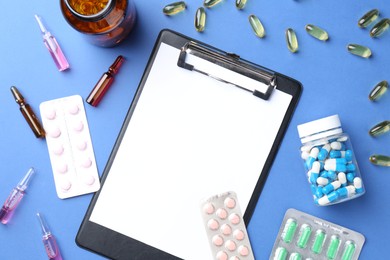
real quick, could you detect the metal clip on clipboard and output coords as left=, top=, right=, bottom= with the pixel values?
left=177, top=41, right=276, bottom=100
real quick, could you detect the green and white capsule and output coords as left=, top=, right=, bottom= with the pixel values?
left=204, top=0, right=223, bottom=8
left=370, top=155, right=390, bottom=167
left=369, top=80, right=388, bottom=101
left=369, top=120, right=390, bottom=137
left=195, top=7, right=206, bottom=32
left=305, top=24, right=329, bottom=41
left=236, top=0, right=247, bottom=9
left=347, top=44, right=371, bottom=58
left=370, top=18, right=390, bottom=37
left=286, top=28, right=299, bottom=53
left=249, top=15, right=265, bottom=38
left=358, top=9, right=379, bottom=28
left=163, top=1, right=186, bottom=16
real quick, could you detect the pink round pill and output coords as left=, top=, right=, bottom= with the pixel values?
left=60, top=179, right=72, bottom=191
left=68, top=103, right=79, bottom=115
left=48, top=127, right=61, bottom=138
left=44, top=108, right=56, bottom=120
left=216, top=251, right=228, bottom=260
left=80, top=158, right=92, bottom=168
left=216, top=208, right=228, bottom=220
left=207, top=219, right=219, bottom=231
left=238, top=245, right=250, bottom=256
left=73, top=121, right=84, bottom=132
left=57, top=163, right=68, bottom=174
left=203, top=202, right=215, bottom=215
left=229, top=213, right=240, bottom=225
left=77, top=140, right=88, bottom=151
left=220, top=224, right=232, bottom=236
left=224, top=240, right=236, bottom=252
left=224, top=197, right=236, bottom=209
left=83, top=174, right=95, bottom=186
left=233, top=229, right=245, bottom=241
left=212, top=235, right=224, bottom=247
left=52, top=144, right=64, bottom=155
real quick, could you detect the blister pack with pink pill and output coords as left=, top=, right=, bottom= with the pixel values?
left=40, top=95, right=100, bottom=199
left=200, top=191, right=255, bottom=260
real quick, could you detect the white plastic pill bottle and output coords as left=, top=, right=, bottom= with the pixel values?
left=297, top=115, right=365, bottom=206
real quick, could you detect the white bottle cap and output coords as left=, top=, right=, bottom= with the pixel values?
left=297, top=115, right=343, bottom=144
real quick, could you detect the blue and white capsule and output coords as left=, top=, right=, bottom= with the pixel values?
left=309, top=161, right=321, bottom=184
left=322, top=180, right=341, bottom=195
left=338, top=172, right=347, bottom=187
left=330, top=141, right=345, bottom=150
left=305, top=147, right=319, bottom=169
left=317, top=143, right=331, bottom=161
left=353, top=177, right=364, bottom=194
left=317, top=191, right=339, bottom=206
left=327, top=170, right=337, bottom=181
left=316, top=177, right=329, bottom=186
left=346, top=172, right=356, bottom=183
left=337, top=185, right=356, bottom=198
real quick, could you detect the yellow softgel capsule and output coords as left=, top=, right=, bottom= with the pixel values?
left=305, top=24, right=329, bottom=41
left=369, top=80, right=388, bottom=101
left=358, top=9, right=379, bottom=28
left=347, top=44, right=371, bottom=58
left=369, top=120, right=390, bottom=137
left=204, top=0, right=223, bottom=8
left=286, top=28, right=299, bottom=53
left=236, top=0, right=247, bottom=10
left=163, top=1, right=186, bottom=16
left=195, top=7, right=206, bottom=32
left=370, top=18, right=390, bottom=38
left=249, top=15, right=265, bottom=38
left=370, top=155, right=390, bottom=167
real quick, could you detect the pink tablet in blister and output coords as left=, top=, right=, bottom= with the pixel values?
left=40, top=95, right=100, bottom=199
left=200, top=191, right=255, bottom=260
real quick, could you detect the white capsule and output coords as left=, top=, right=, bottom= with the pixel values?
left=301, top=144, right=314, bottom=152
left=330, top=141, right=345, bottom=150
left=312, top=161, right=321, bottom=174
left=301, top=151, right=310, bottom=160
left=337, top=136, right=348, bottom=142
left=317, top=177, right=329, bottom=186
left=338, top=172, right=347, bottom=186
left=353, top=177, right=363, bottom=188
left=310, top=147, right=320, bottom=158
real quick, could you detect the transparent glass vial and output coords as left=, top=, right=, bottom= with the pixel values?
left=297, top=115, right=365, bottom=206
left=60, top=0, right=136, bottom=47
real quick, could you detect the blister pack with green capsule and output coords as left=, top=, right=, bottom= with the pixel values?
left=270, top=209, right=365, bottom=260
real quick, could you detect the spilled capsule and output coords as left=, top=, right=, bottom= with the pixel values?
left=347, top=44, right=371, bottom=58
left=286, top=28, right=299, bottom=53
left=236, top=0, right=247, bottom=10
left=204, top=0, right=223, bottom=8
left=369, top=80, right=388, bottom=101
left=163, top=1, right=186, bottom=16
left=370, top=155, right=390, bottom=167
left=305, top=24, right=329, bottom=41
left=249, top=15, right=265, bottom=38
left=358, top=9, right=379, bottom=28
left=370, top=18, right=390, bottom=37
left=369, top=120, right=390, bottom=137
left=194, top=7, right=206, bottom=32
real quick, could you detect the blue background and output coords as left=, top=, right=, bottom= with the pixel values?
left=1, top=0, right=389, bottom=259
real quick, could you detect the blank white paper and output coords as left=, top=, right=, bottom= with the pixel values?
left=90, top=43, right=292, bottom=259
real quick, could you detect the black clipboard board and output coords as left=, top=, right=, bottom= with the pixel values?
left=76, top=29, right=302, bottom=260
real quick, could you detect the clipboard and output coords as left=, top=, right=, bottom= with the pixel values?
left=76, top=29, right=302, bottom=260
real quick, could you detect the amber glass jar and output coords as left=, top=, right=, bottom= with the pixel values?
left=60, top=0, right=136, bottom=47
